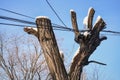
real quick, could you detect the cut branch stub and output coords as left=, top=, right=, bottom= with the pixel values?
left=87, top=7, right=95, bottom=30
left=24, top=27, right=38, bottom=37
left=92, top=16, right=106, bottom=35
left=36, top=16, right=68, bottom=80
left=70, top=9, right=79, bottom=35
left=70, top=10, right=81, bottom=44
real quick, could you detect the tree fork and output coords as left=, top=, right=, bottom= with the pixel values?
left=69, top=8, right=106, bottom=80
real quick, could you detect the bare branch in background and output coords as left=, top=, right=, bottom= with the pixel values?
left=0, top=34, right=49, bottom=80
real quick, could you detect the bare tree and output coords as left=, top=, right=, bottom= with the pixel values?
left=0, top=34, right=48, bottom=80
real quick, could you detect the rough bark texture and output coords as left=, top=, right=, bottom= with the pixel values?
left=36, top=17, right=68, bottom=80
left=69, top=8, right=106, bottom=80
left=24, top=8, right=107, bottom=80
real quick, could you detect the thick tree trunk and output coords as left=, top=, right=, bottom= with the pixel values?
left=35, top=17, right=68, bottom=80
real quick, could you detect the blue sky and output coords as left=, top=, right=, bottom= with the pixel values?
left=0, top=0, right=120, bottom=80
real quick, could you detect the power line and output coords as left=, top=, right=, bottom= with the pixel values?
left=101, top=33, right=120, bottom=36
left=102, top=30, right=120, bottom=34
left=0, top=22, right=71, bottom=31
left=0, top=16, right=35, bottom=25
left=0, top=15, right=68, bottom=28
left=1, top=6, right=119, bottom=35
left=0, top=22, right=74, bottom=32
left=0, top=15, right=72, bottom=31
left=0, top=2, right=68, bottom=28
left=0, top=7, right=68, bottom=29
left=46, top=0, right=67, bottom=27
left=0, top=22, right=120, bottom=36
left=0, top=15, right=120, bottom=35
left=53, top=25, right=120, bottom=35
left=0, top=16, right=71, bottom=31
left=0, top=23, right=35, bottom=28
left=0, top=22, right=70, bottom=31
left=0, top=8, right=35, bottom=19
left=0, top=7, right=69, bottom=29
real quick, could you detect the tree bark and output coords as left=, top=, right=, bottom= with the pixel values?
left=69, top=8, right=107, bottom=80
left=36, top=17, right=68, bottom=80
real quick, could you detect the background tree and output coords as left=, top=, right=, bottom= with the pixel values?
left=0, top=33, right=48, bottom=80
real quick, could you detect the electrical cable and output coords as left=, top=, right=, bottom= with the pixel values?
left=0, top=15, right=69, bottom=29
left=0, top=16, right=35, bottom=25
left=0, top=22, right=69, bottom=31
left=102, top=30, right=120, bottom=34
left=0, top=16, right=120, bottom=35
left=46, top=0, right=67, bottom=27
left=1, top=6, right=120, bottom=35
left=1, top=22, right=120, bottom=36
left=0, top=22, right=70, bottom=31
left=0, top=23, right=35, bottom=28
left=0, top=8, right=35, bottom=19
left=0, top=8, right=67, bottom=28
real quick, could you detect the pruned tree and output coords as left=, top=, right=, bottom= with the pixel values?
left=24, top=7, right=107, bottom=80
left=69, top=7, right=107, bottom=80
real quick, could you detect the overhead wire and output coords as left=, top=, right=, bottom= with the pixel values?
left=102, top=30, right=120, bottom=34
left=0, top=7, right=68, bottom=28
left=0, top=8, right=35, bottom=19
left=52, top=22, right=120, bottom=35
left=101, top=33, right=120, bottom=36
left=0, top=22, right=69, bottom=31
left=0, top=23, right=34, bottom=28
left=0, top=15, right=71, bottom=30
left=0, top=8, right=120, bottom=36
left=0, top=7, right=71, bottom=31
left=1, top=22, right=120, bottom=36
left=0, top=22, right=71, bottom=31
left=0, top=15, right=35, bottom=25
left=46, top=0, right=67, bottom=27
left=0, top=15, right=72, bottom=31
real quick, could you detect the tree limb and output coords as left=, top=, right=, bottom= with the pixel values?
left=87, top=7, right=95, bottom=30
left=70, top=9, right=79, bottom=35
left=69, top=7, right=107, bottom=80
left=24, top=27, right=38, bottom=37
left=88, top=60, right=107, bottom=66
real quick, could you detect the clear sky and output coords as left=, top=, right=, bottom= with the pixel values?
left=0, top=0, right=120, bottom=80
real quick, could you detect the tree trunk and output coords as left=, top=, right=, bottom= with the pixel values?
left=36, top=17, right=68, bottom=80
